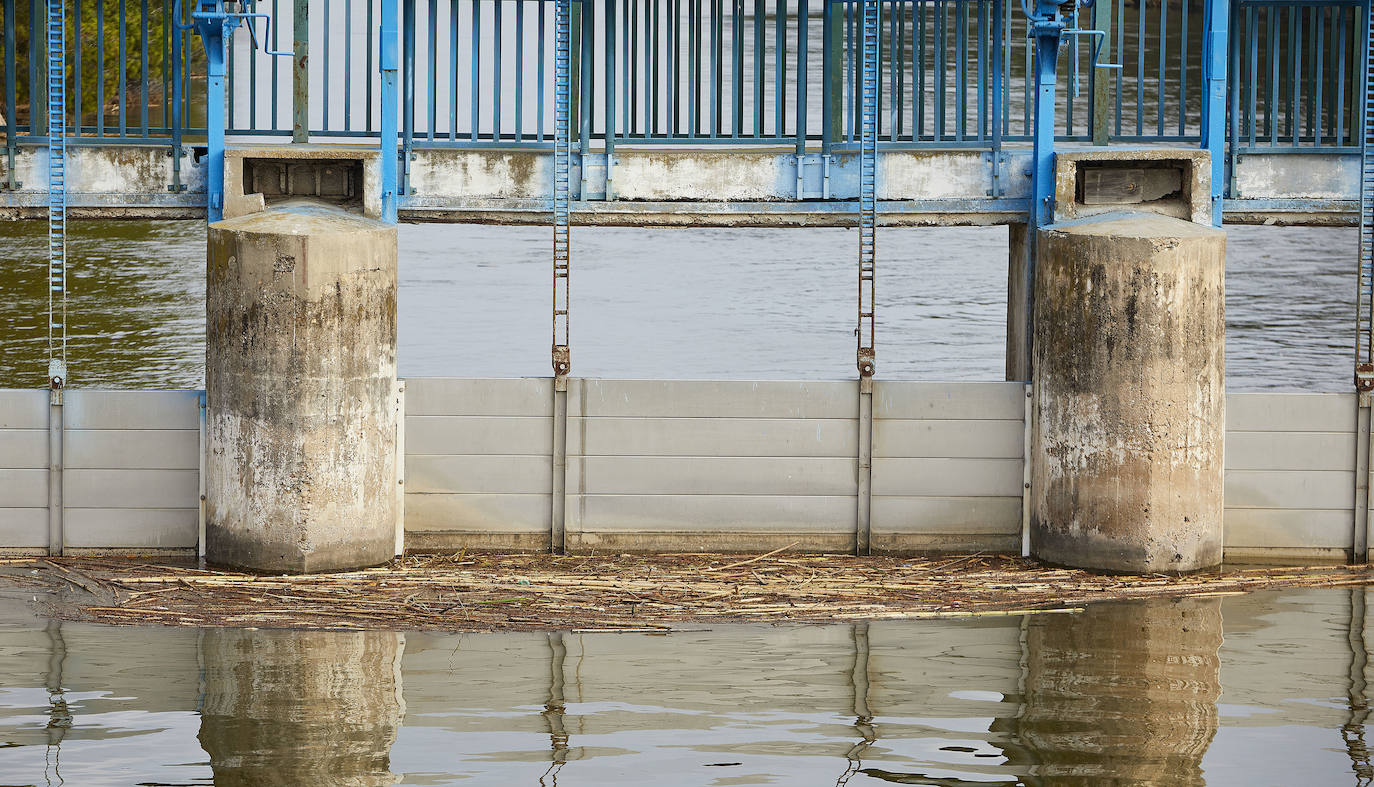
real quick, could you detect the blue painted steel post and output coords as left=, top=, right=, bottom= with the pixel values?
left=1028, top=0, right=1065, bottom=233
left=193, top=1, right=239, bottom=223
left=1201, top=0, right=1229, bottom=226
left=380, top=0, right=399, bottom=223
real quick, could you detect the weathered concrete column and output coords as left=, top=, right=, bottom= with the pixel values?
left=206, top=199, right=398, bottom=573
left=1032, top=212, right=1225, bottom=573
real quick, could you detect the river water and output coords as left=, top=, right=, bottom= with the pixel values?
left=0, top=220, right=1358, bottom=390
left=0, top=585, right=1371, bottom=785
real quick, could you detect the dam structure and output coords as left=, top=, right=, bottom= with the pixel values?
left=1, top=0, right=1372, bottom=565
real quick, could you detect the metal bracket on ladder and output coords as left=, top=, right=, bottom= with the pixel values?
left=855, top=0, right=878, bottom=557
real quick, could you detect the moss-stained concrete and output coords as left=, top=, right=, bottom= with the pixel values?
left=206, top=199, right=398, bottom=574
left=1032, top=212, right=1226, bottom=573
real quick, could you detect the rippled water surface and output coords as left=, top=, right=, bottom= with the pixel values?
left=0, top=220, right=1356, bottom=389
left=0, top=586, right=1372, bottom=785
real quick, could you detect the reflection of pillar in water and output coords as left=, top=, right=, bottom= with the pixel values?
left=197, top=629, right=406, bottom=787
left=1343, top=587, right=1374, bottom=783
left=541, top=632, right=570, bottom=786
left=1018, top=598, right=1221, bottom=786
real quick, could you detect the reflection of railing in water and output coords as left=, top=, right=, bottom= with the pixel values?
left=541, top=631, right=571, bottom=786
left=43, top=620, right=69, bottom=787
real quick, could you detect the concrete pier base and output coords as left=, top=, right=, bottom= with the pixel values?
left=1031, top=212, right=1225, bottom=573
left=206, top=200, right=398, bottom=573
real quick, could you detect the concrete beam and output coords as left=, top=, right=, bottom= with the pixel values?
left=0, top=143, right=1362, bottom=226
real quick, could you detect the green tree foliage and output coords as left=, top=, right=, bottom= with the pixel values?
left=2, top=0, right=203, bottom=130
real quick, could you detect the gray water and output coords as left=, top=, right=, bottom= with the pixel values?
left=0, top=586, right=1372, bottom=785
left=0, top=220, right=1357, bottom=390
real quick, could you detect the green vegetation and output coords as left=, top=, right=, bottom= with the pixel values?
left=1, top=0, right=204, bottom=129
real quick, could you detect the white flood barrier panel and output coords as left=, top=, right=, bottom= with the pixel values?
left=0, top=383, right=1363, bottom=561
left=1223, top=392, right=1358, bottom=562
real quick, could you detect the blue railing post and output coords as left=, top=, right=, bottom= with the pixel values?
left=380, top=0, right=399, bottom=223
left=193, top=1, right=239, bottom=223
left=1028, top=0, right=1065, bottom=233
left=1202, top=0, right=1229, bottom=226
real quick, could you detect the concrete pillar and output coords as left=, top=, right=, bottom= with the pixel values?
left=1032, top=212, right=1225, bottom=573
left=1017, top=597, right=1222, bottom=784
left=198, top=629, right=405, bottom=786
left=206, top=199, right=398, bottom=573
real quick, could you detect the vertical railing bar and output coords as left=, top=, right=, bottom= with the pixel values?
left=344, top=0, right=352, bottom=132
left=651, top=0, right=660, bottom=136
left=1248, top=3, right=1257, bottom=147
left=1308, top=5, right=1319, bottom=144
left=919, top=0, right=926, bottom=139
left=957, top=0, right=966, bottom=140
left=796, top=0, right=807, bottom=150
left=627, top=0, right=635, bottom=137
left=758, top=0, right=769, bottom=136
left=518, top=0, right=526, bottom=141
left=471, top=0, right=480, bottom=142
left=1115, top=0, right=1123, bottom=134
left=1181, top=0, right=1188, bottom=136
left=720, top=0, right=729, bottom=137
left=366, top=0, right=373, bottom=133
left=324, top=0, right=334, bottom=133
left=450, top=0, right=459, bottom=139
left=1336, top=3, right=1347, bottom=145
left=141, top=0, right=150, bottom=136
left=606, top=0, right=615, bottom=159
left=495, top=0, right=504, bottom=142
left=540, top=0, right=548, bottom=141
left=1228, top=0, right=1239, bottom=192
left=1290, top=5, right=1300, bottom=144
left=938, top=0, right=946, bottom=141
left=1134, top=0, right=1142, bottom=135
left=1157, top=0, right=1166, bottom=137
left=1271, top=4, right=1280, bottom=145
left=580, top=0, right=592, bottom=155
left=403, top=0, right=415, bottom=191
left=895, top=0, right=906, bottom=140
left=5, top=0, right=18, bottom=157
left=715, top=0, right=722, bottom=136
left=249, top=0, right=259, bottom=132
left=77, top=0, right=85, bottom=135
left=28, top=0, right=38, bottom=137
left=776, top=0, right=786, bottom=139
left=1305, top=5, right=1315, bottom=143
left=97, top=0, right=105, bottom=137
left=672, top=0, right=681, bottom=136
left=690, top=0, right=699, bottom=135
left=846, top=0, right=853, bottom=142
left=977, top=0, right=986, bottom=142
left=119, top=0, right=127, bottom=136
left=426, top=0, right=436, bottom=140
left=992, top=0, right=1002, bottom=170
left=272, top=0, right=281, bottom=131
left=732, top=0, right=742, bottom=138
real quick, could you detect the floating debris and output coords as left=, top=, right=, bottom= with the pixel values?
left=1, top=552, right=1371, bottom=632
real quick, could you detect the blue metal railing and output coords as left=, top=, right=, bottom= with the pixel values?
left=0, top=0, right=1368, bottom=196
